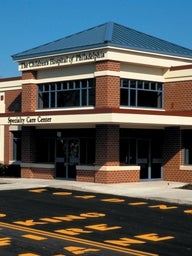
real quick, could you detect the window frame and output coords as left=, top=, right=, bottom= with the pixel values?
left=38, top=79, right=95, bottom=109
left=120, top=78, right=164, bottom=109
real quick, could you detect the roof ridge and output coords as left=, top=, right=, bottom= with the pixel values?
left=104, top=21, right=114, bottom=42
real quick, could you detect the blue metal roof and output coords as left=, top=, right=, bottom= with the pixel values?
left=12, top=22, right=192, bottom=60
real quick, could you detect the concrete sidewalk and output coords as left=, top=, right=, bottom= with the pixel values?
left=0, top=178, right=192, bottom=205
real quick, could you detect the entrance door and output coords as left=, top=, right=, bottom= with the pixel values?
left=137, top=139, right=162, bottom=180
left=55, top=138, right=80, bottom=179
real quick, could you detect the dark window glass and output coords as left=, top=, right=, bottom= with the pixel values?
left=38, top=79, right=95, bottom=109
left=120, top=79, right=163, bottom=109
left=12, top=132, right=21, bottom=161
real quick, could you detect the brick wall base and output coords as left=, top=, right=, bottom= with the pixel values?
left=76, top=170, right=140, bottom=183
left=163, top=168, right=192, bottom=183
left=21, top=167, right=55, bottom=179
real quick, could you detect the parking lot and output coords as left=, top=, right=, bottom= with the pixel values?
left=0, top=187, right=192, bottom=255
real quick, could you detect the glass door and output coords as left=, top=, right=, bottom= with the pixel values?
left=55, top=138, right=79, bottom=179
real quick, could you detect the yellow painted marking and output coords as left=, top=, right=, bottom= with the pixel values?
left=18, top=254, right=40, bottom=256
left=22, top=234, right=47, bottom=241
left=105, top=237, right=145, bottom=246
left=136, top=233, right=174, bottom=241
left=80, top=212, right=106, bottom=218
left=14, top=219, right=47, bottom=226
left=184, top=209, right=192, bottom=214
left=75, top=195, right=96, bottom=199
left=86, top=223, right=121, bottom=231
left=0, top=213, right=6, bottom=217
left=53, top=192, right=72, bottom=196
left=40, top=218, right=61, bottom=223
left=149, top=204, right=177, bottom=210
left=65, top=246, right=100, bottom=254
left=54, top=254, right=66, bottom=256
left=53, top=212, right=105, bottom=222
left=28, top=189, right=47, bottom=193
left=128, top=202, right=148, bottom=206
left=101, top=198, right=125, bottom=203
left=0, top=237, right=11, bottom=246
left=54, top=215, right=86, bottom=222
left=0, top=221, right=158, bottom=256
left=55, top=228, right=92, bottom=236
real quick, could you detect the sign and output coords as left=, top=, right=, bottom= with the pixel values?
left=8, top=116, right=52, bottom=125
left=19, top=50, right=106, bottom=71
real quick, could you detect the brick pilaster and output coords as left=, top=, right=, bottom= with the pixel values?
left=95, top=125, right=119, bottom=166
left=163, top=127, right=182, bottom=181
left=95, top=61, right=120, bottom=109
left=22, top=71, right=37, bottom=112
left=21, top=126, right=36, bottom=163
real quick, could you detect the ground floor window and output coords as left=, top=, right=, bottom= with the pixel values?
left=120, top=129, right=163, bottom=179
left=182, top=130, right=192, bottom=165
left=12, top=131, right=21, bottom=161
left=35, top=130, right=95, bottom=165
left=36, top=137, right=55, bottom=163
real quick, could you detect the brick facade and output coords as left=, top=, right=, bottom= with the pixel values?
left=21, top=167, right=54, bottom=179
left=164, top=80, right=192, bottom=111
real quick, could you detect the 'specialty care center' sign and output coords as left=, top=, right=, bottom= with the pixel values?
left=19, top=50, right=106, bottom=71
left=8, top=116, right=52, bottom=125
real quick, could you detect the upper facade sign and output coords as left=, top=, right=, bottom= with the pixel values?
left=19, top=50, right=106, bottom=71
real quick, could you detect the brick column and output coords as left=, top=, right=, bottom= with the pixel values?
left=22, top=71, right=37, bottom=112
left=95, top=125, right=119, bottom=166
left=95, top=60, right=120, bottom=109
left=163, top=127, right=182, bottom=181
left=21, top=126, right=36, bottom=163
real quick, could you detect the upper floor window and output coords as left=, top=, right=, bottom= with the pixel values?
left=38, top=79, right=95, bottom=109
left=120, top=79, right=163, bottom=109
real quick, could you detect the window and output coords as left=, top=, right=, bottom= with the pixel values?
left=120, top=79, right=163, bottom=109
left=12, top=132, right=21, bottom=161
left=38, top=79, right=95, bottom=109
left=36, top=137, right=55, bottom=163
left=183, top=131, right=192, bottom=165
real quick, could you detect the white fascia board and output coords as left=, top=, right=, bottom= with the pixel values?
left=106, top=46, right=192, bottom=68
left=164, top=68, right=192, bottom=82
left=1, top=112, right=192, bottom=128
left=111, top=113, right=192, bottom=127
left=0, top=80, right=22, bottom=91
left=0, top=126, right=4, bottom=162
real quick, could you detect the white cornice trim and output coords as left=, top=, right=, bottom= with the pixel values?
left=21, top=163, right=55, bottom=168
left=1, top=112, right=192, bottom=128
left=94, top=70, right=120, bottom=77
left=0, top=80, right=22, bottom=91
left=76, top=165, right=140, bottom=171
left=180, top=165, right=192, bottom=171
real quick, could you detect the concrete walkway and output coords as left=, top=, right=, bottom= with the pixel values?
left=0, top=178, right=192, bottom=205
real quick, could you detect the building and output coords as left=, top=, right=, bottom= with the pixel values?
left=1, top=21, right=192, bottom=183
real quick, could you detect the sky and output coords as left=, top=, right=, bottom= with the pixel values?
left=0, top=0, right=192, bottom=78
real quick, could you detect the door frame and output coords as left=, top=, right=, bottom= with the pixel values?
left=55, top=137, right=80, bottom=179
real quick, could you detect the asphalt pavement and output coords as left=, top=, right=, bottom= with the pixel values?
left=0, top=178, right=191, bottom=205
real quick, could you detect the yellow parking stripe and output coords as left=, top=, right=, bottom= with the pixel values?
left=22, top=234, right=47, bottom=241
